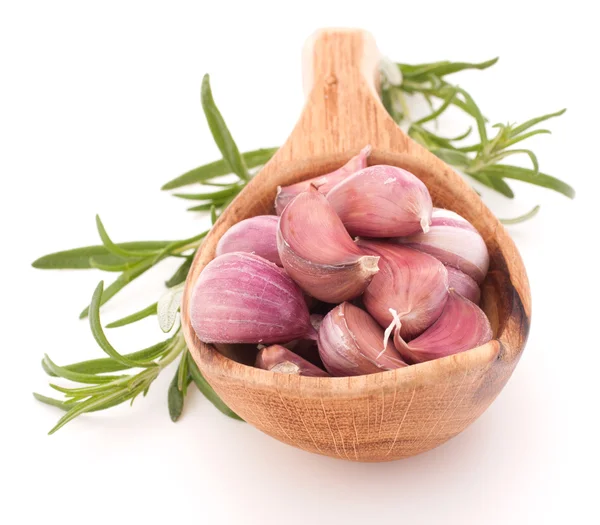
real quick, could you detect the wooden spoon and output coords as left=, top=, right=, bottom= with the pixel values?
left=182, top=28, right=530, bottom=462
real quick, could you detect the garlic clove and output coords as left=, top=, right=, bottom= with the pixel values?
left=446, top=265, right=481, bottom=304
left=274, top=145, right=371, bottom=215
left=190, top=252, right=316, bottom=344
left=277, top=186, right=379, bottom=303
left=326, top=164, right=433, bottom=237
left=215, top=215, right=281, bottom=266
left=358, top=240, right=449, bottom=340
left=256, top=345, right=329, bottom=377
left=395, top=208, right=489, bottom=283
left=394, top=290, right=493, bottom=364
left=318, top=302, right=408, bottom=377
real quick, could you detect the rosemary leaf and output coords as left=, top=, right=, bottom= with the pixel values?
left=33, top=393, right=77, bottom=411
left=89, top=282, right=158, bottom=368
left=161, top=148, right=277, bottom=190
left=31, top=241, right=171, bottom=270
left=187, top=353, right=243, bottom=421
left=79, top=257, right=157, bottom=318
left=201, top=74, right=250, bottom=181
left=509, top=108, right=566, bottom=137
left=168, top=367, right=185, bottom=422
left=95, top=215, right=161, bottom=258
left=41, top=338, right=174, bottom=376
left=165, top=256, right=194, bottom=288
left=173, top=184, right=243, bottom=201
left=500, top=205, right=541, bottom=224
left=177, top=352, right=190, bottom=394
left=48, top=389, right=131, bottom=435
left=42, top=354, right=128, bottom=384
left=105, top=302, right=158, bottom=328
left=399, top=57, right=498, bottom=79
left=478, top=165, right=575, bottom=198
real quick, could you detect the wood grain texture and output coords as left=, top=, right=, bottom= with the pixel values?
left=181, top=28, right=531, bottom=462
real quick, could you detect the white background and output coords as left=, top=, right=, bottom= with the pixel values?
left=1, top=1, right=598, bottom=524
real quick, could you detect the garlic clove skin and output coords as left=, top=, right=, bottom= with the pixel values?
left=326, top=164, right=433, bottom=237
left=256, top=345, right=329, bottom=377
left=446, top=265, right=481, bottom=304
left=277, top=186, right=379, bottom=303
left=274, top=145, right=371, bottom=215
left=394, top=290, right=493, bottom=364
left=318, top=302, right=408, bottom=377
left=395, top=208, right=489, bottom=283
left=358, top=240, right=449, bottom=341
left=190, top=252, right=316, bottom=344
left=215, top=215, right=281, bottom=266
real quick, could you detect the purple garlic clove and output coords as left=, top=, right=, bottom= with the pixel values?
left=256, top=345, right=329, bottom=377
left=216, top=215, right=281, bottom=266
left=190, top=252, right=316, bottom=344
left=357, top=240, right=449, bottom=341
left=394, top=208, right=489, bottom=283
left=318, top=302, right=408, bottom=377
left=326, top=164, right=433, bottom=237
left=274, top=145, right=371, bottom=215
left=446, top=265, right=481, bottom=304
left=393, top=290, right=493, bottom=364
left=277, top=186, right=379, bottom=303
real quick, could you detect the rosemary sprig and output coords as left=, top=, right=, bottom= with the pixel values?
left=34, top=58, right=574, bottom=433
left=380, top=58, right=575, bottom=218
left=33, top=75, right=249, bottom=432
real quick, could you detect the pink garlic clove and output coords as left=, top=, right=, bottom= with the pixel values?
left=445, top=265, right=481, bottom=304
left=274, top=145, right=371, bottom=215
left=358, top=240, right=449, bottom=341
left=277, top=186, right=379, bottom=303
left=326, top=164, right=433, bottom=237
left=215, top=215, right=281, bottom=266
left=318, top=302, right=408, bottom=377
left=395, top=208, right=489, bottom=283
left=190, top=252, right=316, bottom=344
left=256, top=345, right=329, bottom=377
left=393, top=290, right=493, bottom=364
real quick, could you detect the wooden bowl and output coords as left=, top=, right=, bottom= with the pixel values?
left=182, top=28, right=530, bottom=462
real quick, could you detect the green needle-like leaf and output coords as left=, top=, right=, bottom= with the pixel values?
left=500, top=205, right=541, bottom=224
left=478, top=165, right=575, bottom=198
left=187, top=202, right=225, bottom=212
left=32, top=241, right=171, bottom=270
left=414, top=87, right=457, bottom=125
left=177, top=352, right=190, bottom=394
left=161, top=148, right=277, bottom=190
left=34, top=393, right=76, bottom=411
left=42, top=354, right=128, bottom=384
left=399, top=57, right=498, bottom=79
left=89, top=282, right=158, bottom=368
left=165, top=256, right=194, bottom=288
left=173, top=185, right=243, bottom=201
left=486, top=148, right=539, bottom=175
left=187, top=353, right=243, bottom=421
left=509, top=109, right=566, bottom=138
left=48, top=389, right=130, bottom=435
left=95, top=215, right=161, bottom=258
left=41, top=338, right=174, bottom=376
left=79, top=257, right=157, bottom=318
left=503, top=129, right=551, bottom=148
left=201, top=74, right=250, bottom=181
left=168, top=368, right=185, bottom=422
left=105, top=303, right=158, bottom=328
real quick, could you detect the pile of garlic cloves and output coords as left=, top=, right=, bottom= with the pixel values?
left=190, top=146, right=493, bottom=378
